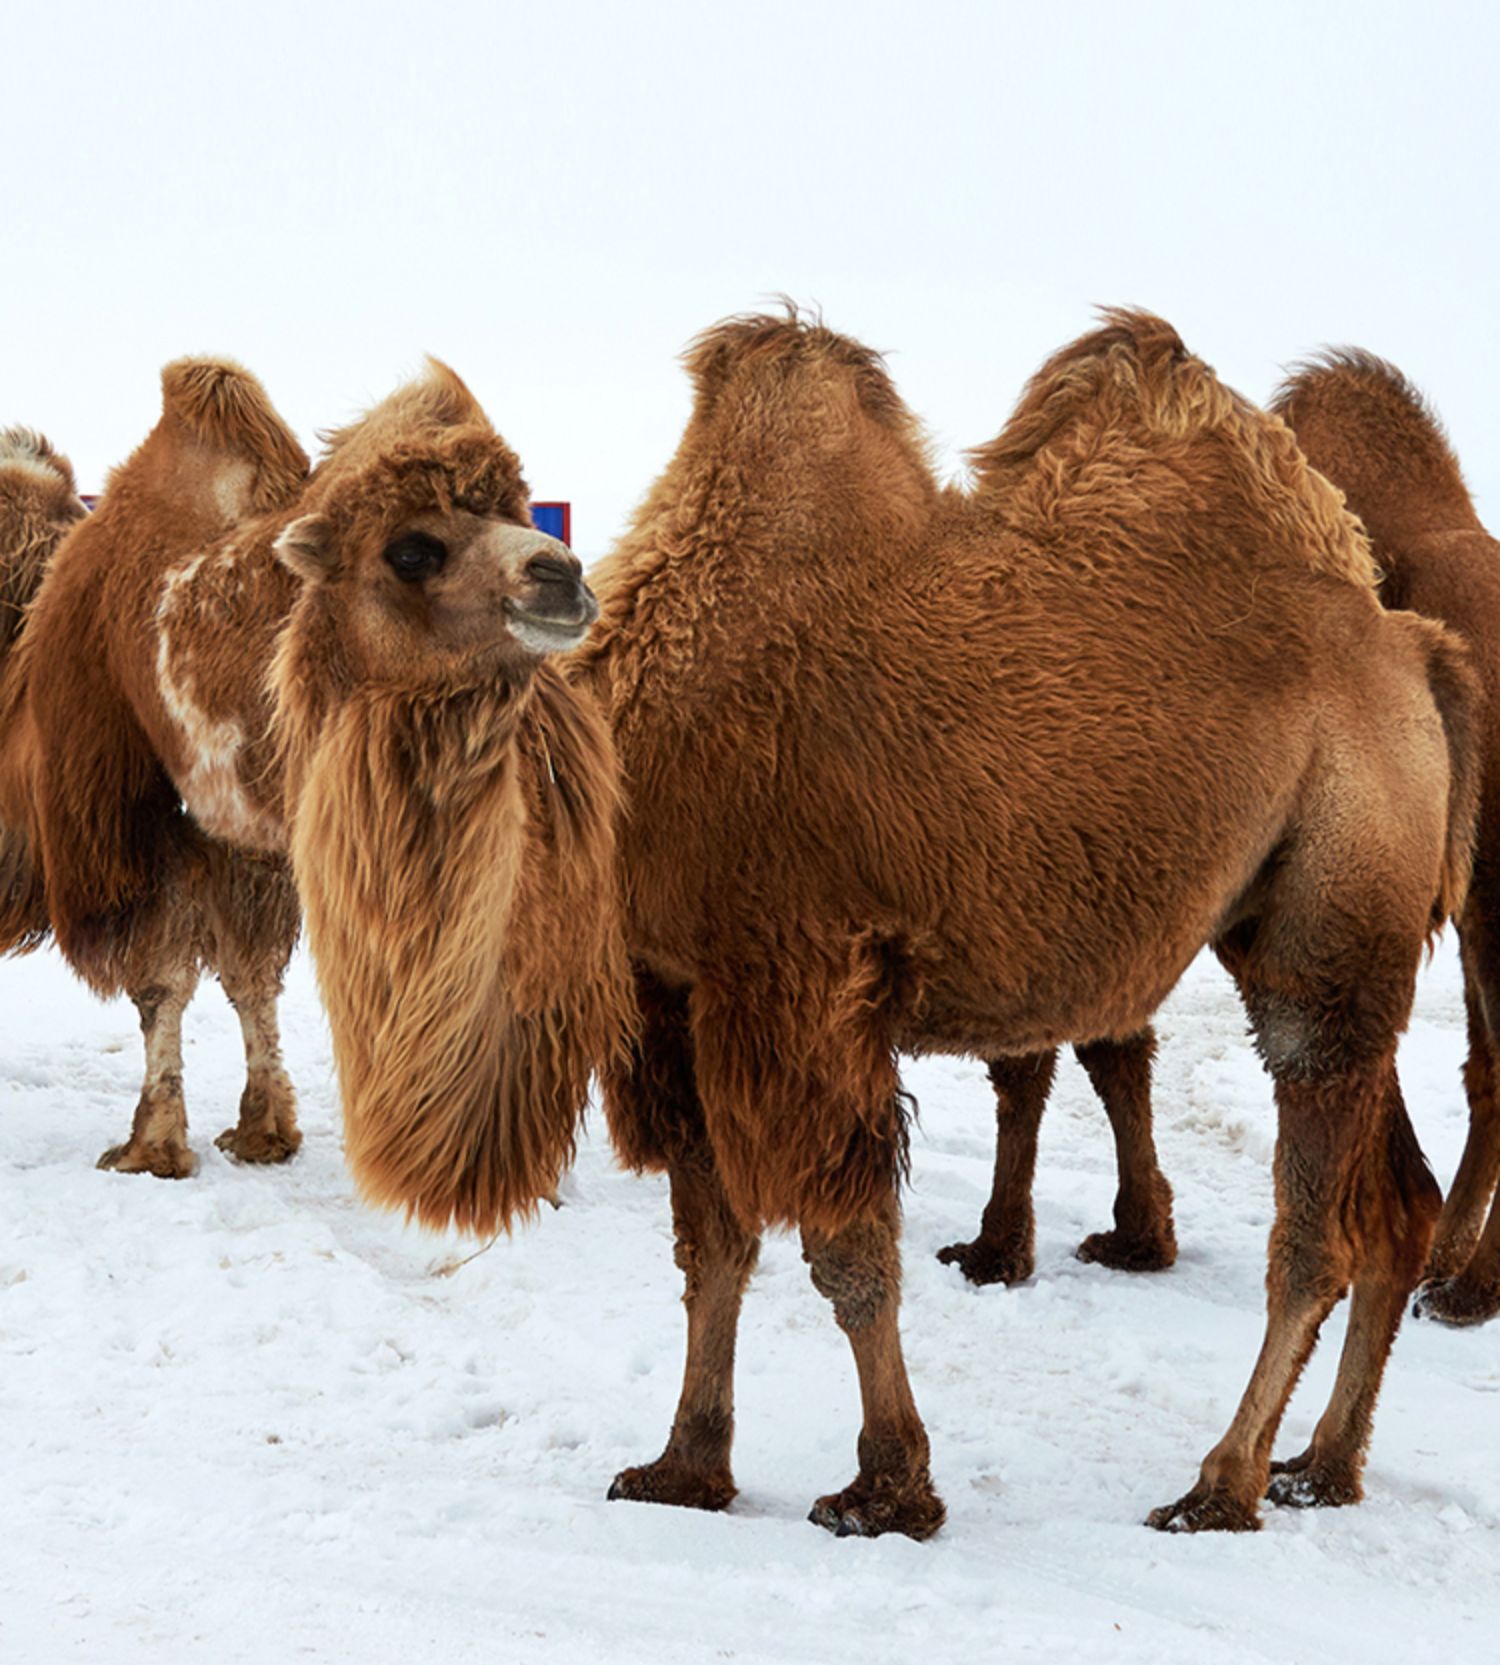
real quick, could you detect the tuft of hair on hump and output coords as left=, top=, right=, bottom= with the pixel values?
left=967, top=306, right=1234, bottom=489
left=316, top=357, right=488, bottom=467
left=0, top=426, right=82, bottom=500
left=158, top=356, right=310, bottom=510
left=681, top=301, right=911, bottom=428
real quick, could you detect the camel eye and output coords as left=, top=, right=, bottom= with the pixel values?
left=383, top=532, right=448, bottom=582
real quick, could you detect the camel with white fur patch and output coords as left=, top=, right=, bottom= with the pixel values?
left=0, top=360, right=626, bottom=1221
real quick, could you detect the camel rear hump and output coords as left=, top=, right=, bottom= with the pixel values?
left=1272, top=352, right=1482, bottom=560
left=970, top=308, right=1377, bottom=592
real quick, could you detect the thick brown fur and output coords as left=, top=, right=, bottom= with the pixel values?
left=584, top=307, right=1475, bottom=1537
left=0, top=428, right=86, bottom=945
left=0, top=359, right=626, bottom=1208
left=1274, top=352, right=1500, bottom=1325
left=945, top=350, right=1487, bottom=1292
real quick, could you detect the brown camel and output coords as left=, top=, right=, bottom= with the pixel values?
left=0, top=359, right=625, bottom=1224
left=942, top=351, right=1500, bottom=1332
left=581, top=307, right=1477, bottom=1538
left=0, top=428, right=86, bottom=653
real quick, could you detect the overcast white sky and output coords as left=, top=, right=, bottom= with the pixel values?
left=4, top=0, right=1495, bottom=551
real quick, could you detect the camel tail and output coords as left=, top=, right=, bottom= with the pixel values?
left=158, top=357, right=310, bottom=513
left=1271, top=351, right=1481, bottom=562
left=1405, top=615, right=1483, bottom=932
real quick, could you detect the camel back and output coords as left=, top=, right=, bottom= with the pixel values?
left=1272, top=351, right=1484, bottom=564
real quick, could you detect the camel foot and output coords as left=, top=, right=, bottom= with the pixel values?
left=1412, top=1274, right=1500, bottom=1327
left=936, top=1233, right=1034, bottom=1286
left=215, top=1124, right=302, bottom=1165
left=1423, top=1235, right=1480, bottom=1286
left=97, top=1141, right=198, bottom=1180
left=1266, top=1451, right=1362, bottom=1509
left=808, top=1472, right=946, bottom=1541
left=1076, top=1226, right=1177, bottom=1272
left=1146, top=1484, right=1261, bottom=1534
left=607, top=1457, right=735, bottom=1513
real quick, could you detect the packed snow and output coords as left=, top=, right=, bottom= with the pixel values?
left=3, top=938, right=1497, bottom=1664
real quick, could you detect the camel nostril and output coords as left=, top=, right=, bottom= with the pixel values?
left=525, top=551, right=581, bottom=586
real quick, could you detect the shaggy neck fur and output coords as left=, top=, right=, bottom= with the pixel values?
left=274, top=618, right=628, bottom=1235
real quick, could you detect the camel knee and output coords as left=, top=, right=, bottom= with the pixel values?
left=803, top=1216, right=900, bottom=1333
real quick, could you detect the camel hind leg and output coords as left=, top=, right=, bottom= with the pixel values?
left=1150, top=762, right=1439, bottom=1531
left=1415, top=902, right=1500, bottom=1324
left=938, top=1029, right=1172, bottom=1284
left=937, top=1049, right=1056, bottom=1285
left=1073, top=1030, right=1176, bottom=1271
left=1267, top=1072, right=1440, bottom=1505
left=202, top=846, right=302, bottom=1165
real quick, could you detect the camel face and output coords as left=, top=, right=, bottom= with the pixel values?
left=277, top=508, right=597, bottom=684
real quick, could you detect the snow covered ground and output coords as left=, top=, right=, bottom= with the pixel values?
left=2, top=938, right=1497, bottom=1664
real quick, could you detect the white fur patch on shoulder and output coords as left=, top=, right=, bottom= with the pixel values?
left=155, top=556, right=282, bottom=849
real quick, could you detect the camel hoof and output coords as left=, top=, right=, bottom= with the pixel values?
left=1076, top=1227, right=1177, bottom=1273
left=96, top=1141, right=198, bottom=1180
left=1412, top=1275, right=1500, bottom=1327
left=935, top=1235, right=1034, bottom=1286
left=607, top=1459, right=735, bottom=1512
left=1146, top=1485, right=1261, bottom=1534
left=1265, top=1452, right=1361, bottom=1509
left=808, top=1477, right=946, bottom=1542
left=215, top=1125, right=303, bottom=1165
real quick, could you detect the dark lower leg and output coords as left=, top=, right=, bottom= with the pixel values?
left=937, top=1049, right=1056, bottom=1285
left=807, top=1201, right=944, bottom=1540
left=1149, top=1064, right=1386, bottom=1533
left=205, top=852, right=301, bottom=1165
left=1270, top=1079, right=1440, bottom=1504
left=609, top=1142, right=759, bottom=1511
left=98, top=970, right=199, bottom=1178
left=1074, top=1030, right=1176, bottom=1271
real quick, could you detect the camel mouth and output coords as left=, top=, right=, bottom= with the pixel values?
left=505, top=592, right=599, bottom=654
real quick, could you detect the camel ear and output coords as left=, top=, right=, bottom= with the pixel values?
left=275, top=514, right=338, bottom=583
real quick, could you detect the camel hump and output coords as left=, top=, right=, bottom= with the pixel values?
left=0, top=426, right=81, bottom=499
left=1271, top=350, right=1482, bottom=549
left=156, top=356, right=309, bottom=515
left=968, top=306, right=1236, bottom=488
left=682, top=303, right=909, bottom=425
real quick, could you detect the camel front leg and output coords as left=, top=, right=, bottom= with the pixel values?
left=1074, top=1030, right=1176, bottom=1271
left=609, top=1136, right=760, bottom=1511
left=937, top=1049, right=1056, bottom=1284
left=98, top=968, right=199, bottom=1179
left=204, top=850, right=302, bottom=1165
left=806, top=1197, right=945, bottom=1540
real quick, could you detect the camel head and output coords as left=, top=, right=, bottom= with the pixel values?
left=274, top=423, right=597, bottom=690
